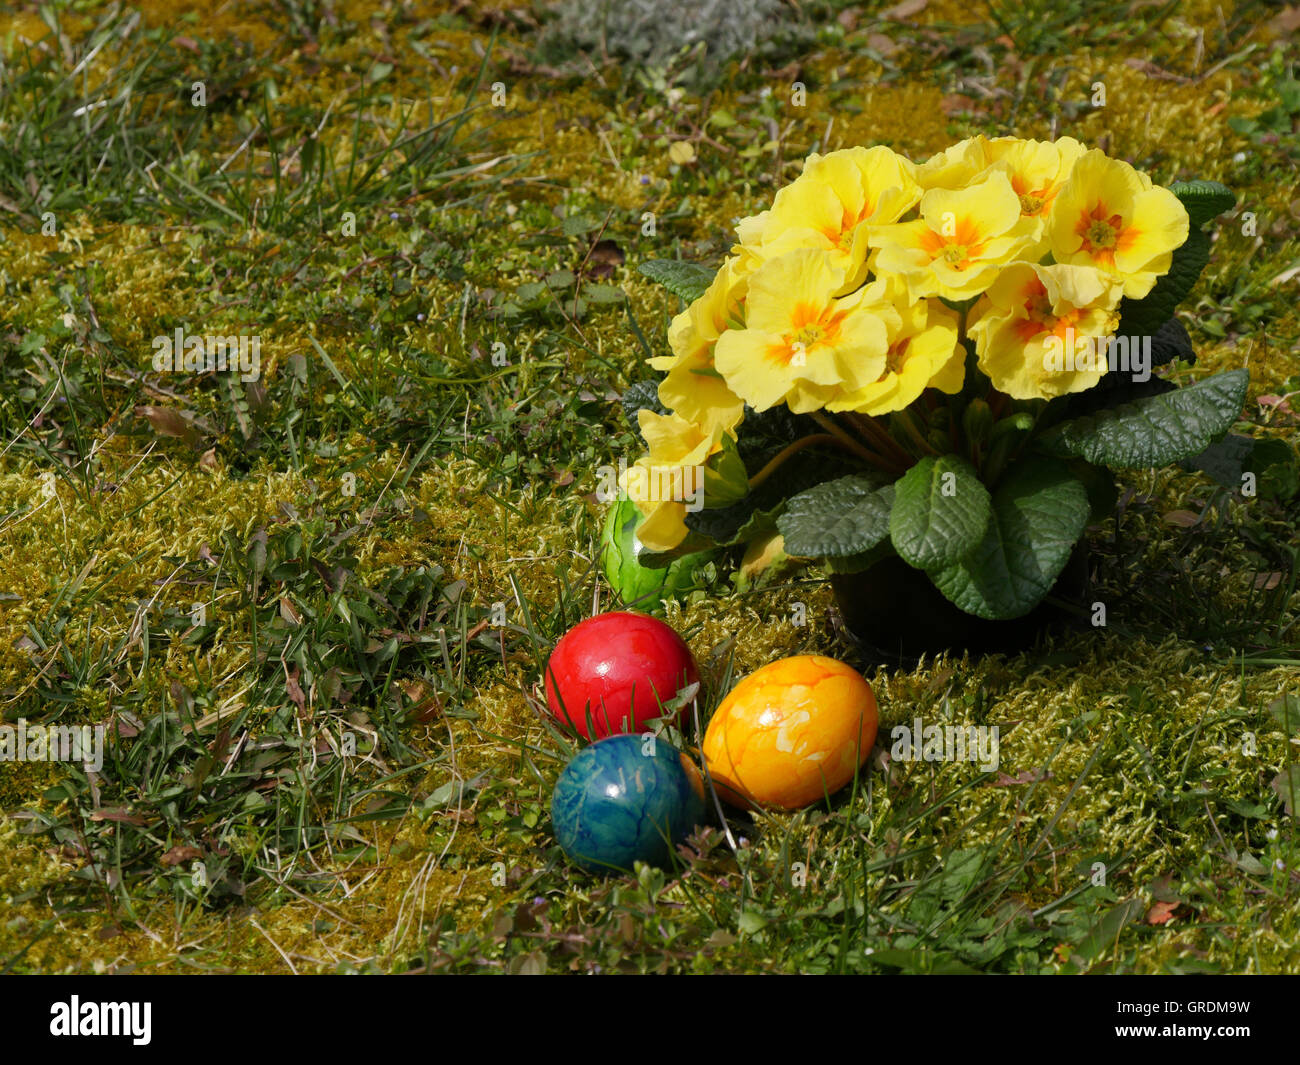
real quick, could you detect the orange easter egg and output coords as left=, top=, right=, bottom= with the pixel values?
left=702, top=655, right=878, bottom=810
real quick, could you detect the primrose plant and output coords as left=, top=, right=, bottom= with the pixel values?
left=613, top=136, right=1249, bottom=623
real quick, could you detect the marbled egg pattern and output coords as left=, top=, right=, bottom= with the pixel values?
left=702, top=655, right=878, bottom=810
left=551, top=734, right=705, bottom=873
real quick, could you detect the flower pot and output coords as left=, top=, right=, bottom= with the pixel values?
left=830, top=547, right=1091, bottom=667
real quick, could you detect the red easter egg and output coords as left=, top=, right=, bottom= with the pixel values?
left=544, top=612, right=700, bottom=739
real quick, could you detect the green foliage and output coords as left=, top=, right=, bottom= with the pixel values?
left=926, top=457, right=1091, bottom=620
left=1227, top=76, right=1300, bottom=159
left=1039, top=370, right=1250, bottom=468
left=637, top=260, right=716, bottom=303
left=1168, top=180, right=1237, bottom=227
left=889, top=456, right=992, bottom=571
left=1116, top=228, right=1210, bottom=338
left=776, top=475, right=894, bottom=558
left=1244, top=438, right=1300, bottom=502
left=1180, top=432, right=1255, bottom=489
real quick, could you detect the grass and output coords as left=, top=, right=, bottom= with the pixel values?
left=0, top=0, right=1298, bottom=974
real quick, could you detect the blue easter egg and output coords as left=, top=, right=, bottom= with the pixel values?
left=551, top=734, right=707, bottom=873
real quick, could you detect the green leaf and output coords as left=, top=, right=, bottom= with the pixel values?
left=1065, top=459, right=1119, bottom=523
left=1169, top=179, right=1236, bottom=227
left=777, top=476, right=895, bottom=558
left=927, top=456, right=1090, bottom=620
left=890, top=456, right=992, bottom=570
left=1269, top=694, right=1300, bottom=736
left=584, top=283, right=626, bottom=305
left=620, top=380, right=667, bottom=436
left=1116, top=227, right=1209, bottom=338
left=1038, top=369, right=1249, bottom=469
left=1222, top=798, right=1270, bottom=820
left=684, top=447, right=859, bottom=545
left=824, top=539, right=895, bottom=575
left=1244, top=438, right=1300, bottom=501
left=1148, top=316, right=1196, bottom=369
left=635, top=528, right=717, bottom=568
left=1271, top=766, right=1300, bottom=816
left=637, top=260, right=715, bottom=303
left=1179, top=432, right=1254, bottom=488
left=562, top=214, right=598, bottom=237
left=1068, top=898, right=1147, bottom=964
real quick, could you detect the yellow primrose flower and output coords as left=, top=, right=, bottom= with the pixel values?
left=734, top=209, right=769, bottom=248
left=1048, top=149, right=1189, bottom=299
left=982, top=135, right=1086, bottom=243
left=734, top=146, right=921, bottom=292
left=619, top=409, right=725, bottom=552
left=868, top=171, right=1039, bottom=301
left=827, top=292, right=964, bottom=416
left=651, top=258, right=748, bottom=427
left=915, top=135, right=994, bottom=190
left=968, top=262, right=1124, bottom=400
left=712, top=249, right=898, bottom=414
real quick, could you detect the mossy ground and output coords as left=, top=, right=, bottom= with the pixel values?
left=1, top=0, right=1298, bottom=973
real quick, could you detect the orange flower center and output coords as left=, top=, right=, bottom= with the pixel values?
left=875, top=336, right=912, bottom=382
left=1075, top=201, right=1139, bottom=268
left=918, top=215, right=987, bottom=271
left=822, top=198, right=876, bottom=250
left=1011, top=279, right=1083, bottom=343
left=1010, top=174, right=1056, bottom=217
left=771, top=302, right=844, bottom=364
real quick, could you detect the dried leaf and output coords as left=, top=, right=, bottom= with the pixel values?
left=1266, top=4, right=1300, bottom=35
left=285, top=670, right=307, bottom=714
left=992, top=768, right=1052, bottom=786
left=866, top=32, right=899, bottom=55
left=89, top=808, right=149, bottom=826
left=160, top=845, right=202, bottom=867
left=135, top=404, right=198, bottom=443
left=1145, top=900, right=1179, bottom=925
left=588, top=238, right=625, bottom=271
left=883, top=0, right=927, bottom=19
